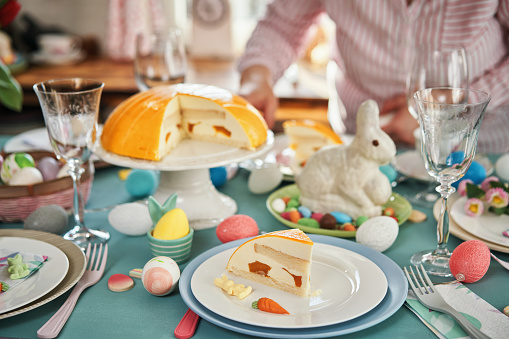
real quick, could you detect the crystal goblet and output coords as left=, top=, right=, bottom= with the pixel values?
left=411, top=87, right=490, bottom=276
left=34, top=78, right=110, bottom=247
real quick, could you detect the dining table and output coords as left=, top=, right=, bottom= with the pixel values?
left=0, top=131, right=508, bottom=339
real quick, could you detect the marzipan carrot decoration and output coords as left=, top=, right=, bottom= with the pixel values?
left=252, top=297, right=290, bottom=315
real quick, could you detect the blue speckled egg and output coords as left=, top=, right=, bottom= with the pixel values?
left=125, top=170, right=159, bottom=198
left=330, top=211, right=352, bottom=224
left=24, top=205, right=69, bottom=234
left=210, top=166, right=228, bottom=187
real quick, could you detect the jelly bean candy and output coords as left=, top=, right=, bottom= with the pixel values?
left=330, top=211, right=352, bottom=224
left=271, top=198, right=286, bottom=213
left=298, top=218, right=320, bottom=228
left=297, top=206, right=312, bottom=218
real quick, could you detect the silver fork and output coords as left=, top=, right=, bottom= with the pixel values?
left=37, top=243, right=108, bottom=339
left=404, top=265, right=491, bottom=339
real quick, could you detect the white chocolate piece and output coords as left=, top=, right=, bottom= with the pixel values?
left=214, top=275, right=252, bottom=300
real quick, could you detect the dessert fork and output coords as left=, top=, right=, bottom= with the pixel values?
left=37, top=244, right=108, bottom=339
left=404, top=265, right=490, bottom=339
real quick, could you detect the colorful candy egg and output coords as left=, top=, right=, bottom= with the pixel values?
left=271, top=198, right=286, bottom=214
left=152, top=208, right=190, bottom=240
left=141, top=256, right=180, bottom=296
left=210, top=166, right=228, bottom=187
left=1, top=153, right=36, bottom=184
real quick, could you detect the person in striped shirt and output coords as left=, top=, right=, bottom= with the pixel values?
left=238, top=0, right=509, bottom=153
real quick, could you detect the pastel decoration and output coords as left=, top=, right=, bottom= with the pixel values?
left=108, top=273, right=134, bottom=292
left=248, top=162, right=283, bottom=194
left=24, top=205, right=69, bottom=234
left=141, top=256, right=180, bottom=296
left=496, top=153, right=509, bottom=182
left=147, top=227, right=194, bottom=263
left=271, top=198, right=286, bottom=214
left=330, top=211, right=352, bottom=224
left=1, top=152, right=36, bottom=184
left=9, top=167, right=44, bottom=186
left=216, top=214, right=259, bottom=243
left=453, top=161, right=486, bottom=189
left=297, top=206, right=312, bottom=218
left=379, top=164, right=397, bottom=183
left=108, top=202, right=153, bottom=236
left=449, top=240, right=490, bottom=283
left=210, top=166, right=228, bottom=187
left=125, top=169, right=159, bottom=198
left=36, top=157, right=60, bottom=181
left=153, top=208, right=190, bottom=240
left=7, top=254, right=30, bottom=280
left=356, top=216, right=399, bottom=252
left=148, top=194, right=177, bottom=224
left=129, top=268, right=143, bottom=279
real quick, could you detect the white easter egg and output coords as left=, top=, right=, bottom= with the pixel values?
left=356, top=216, right=399, bottom=252
left=495, top=153, right=509, bottom=182
left=248, top=163, right=283, bottom=194
left=271, top=198, right=286, bottom=213
left=57, top=164, right=71, bottom=178
left=108, top=203, right=153, bottom=236
left=9, top=167, right=44, bottom=186
left=141, top=256, right=180, bottom=296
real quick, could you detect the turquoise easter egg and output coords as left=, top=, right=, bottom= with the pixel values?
left=210, top=166, right=228, bottom=187
left=453, top=161, right=486, bottom=188
left=379, top=164, right=397, bottom=183
left=125, top=170, right=159, bottom=198
left=330, top=211, right=352, bottom=224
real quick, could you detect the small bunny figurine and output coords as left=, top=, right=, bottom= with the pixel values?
left=296, top=100, right=396, bottom=219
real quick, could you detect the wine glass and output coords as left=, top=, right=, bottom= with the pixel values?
left=411, top=87, right=490, bottom=276
left=34, top=78, right=110, bottom=247
left=405, top=46, right=469, bottom=206
left=134, top=28, right=187, bottom=91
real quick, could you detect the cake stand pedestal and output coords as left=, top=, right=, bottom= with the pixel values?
left=95, top=132, right=274, bottom=230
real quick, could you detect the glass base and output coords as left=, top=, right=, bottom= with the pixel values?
left=407, top=185, right=440, bottom=207
left=410, top=249, right=452, bottom=277
left=64, top=227, right=110, bottom=248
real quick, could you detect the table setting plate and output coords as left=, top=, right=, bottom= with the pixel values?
left=0, top=229, right=86, bottom=320
left=450, top=196, right=509, bottom=248
left=180, top=234, right=408, bottom=338
left=266, top=184, right=412, bottom=238
left=191, top=243, right=387, bottom=329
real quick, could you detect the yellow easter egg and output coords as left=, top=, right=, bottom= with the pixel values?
left=153, top=208, right=190, bottom=240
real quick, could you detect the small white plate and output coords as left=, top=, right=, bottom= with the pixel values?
left=191, top=243, right=387, bottom=329
left=0, top=237, right=69, bottom=315
left=3, top=127, right=52, bottom=153
left=393, top=151, right=494, bottom=182
left=450, top=196, right=509, bottom=248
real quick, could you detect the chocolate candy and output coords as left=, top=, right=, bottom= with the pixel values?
left=320, top=213, right=337, bottom=229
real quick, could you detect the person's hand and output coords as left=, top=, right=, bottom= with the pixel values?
left=238, top=65, right=278, bottom=129
left=380, top=94, right=418, bottom=147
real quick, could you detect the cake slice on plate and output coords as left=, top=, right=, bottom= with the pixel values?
left=226, top=229, right=313, bottom=297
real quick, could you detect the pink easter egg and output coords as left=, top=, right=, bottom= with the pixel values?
left=311, top=212, right=323, bottom=222
left=280, top=212, right=291, bottom=221
left=449, top=240, right=491, bottom=283
left=108, top=273, right=134, bottom=292
left=143, top=267, right=174, bottom=296
left=216, top=214, right=259, bottom=243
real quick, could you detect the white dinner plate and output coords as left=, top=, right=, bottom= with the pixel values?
left=191, top=243, right=388, bottom=329
left=450, top=196, right=509, bottom=248
left=393, top=151, right=494, bottom=183
left=3, top=127, right=53, bottom=153
left=0, top=237, right=69, bottom=315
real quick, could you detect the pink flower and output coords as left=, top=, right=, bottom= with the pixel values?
left=458, top=179, right=474, bottom=196
left=464, top=198, right=484, bottom=217
left=481, top=176, right=500, bottom=192
left=485, top=188, right=509, bottom=209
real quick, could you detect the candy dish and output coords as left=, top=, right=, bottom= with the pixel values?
left=266, top=184, right=412, bottom=238
left=180, top=234, right=408, bottom=338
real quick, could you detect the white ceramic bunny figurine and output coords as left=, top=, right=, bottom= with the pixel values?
left=296, top=100, right=396, bottom=219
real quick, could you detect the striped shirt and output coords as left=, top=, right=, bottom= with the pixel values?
left=238, top=0, right=509, bottom=153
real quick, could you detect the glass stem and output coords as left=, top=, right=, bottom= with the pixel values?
left=68, top=163, right=86, bottom=230
left=435, top=183, right=455, bottom=256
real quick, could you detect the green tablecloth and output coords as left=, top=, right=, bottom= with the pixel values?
left=1, top=134, right=508, bottom=339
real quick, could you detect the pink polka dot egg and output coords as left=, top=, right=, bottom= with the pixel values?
left=449, top=240, right=491, bottom=283
left=141, top=256, right=180, bottom=296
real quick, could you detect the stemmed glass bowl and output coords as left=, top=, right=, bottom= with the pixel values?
left=411, top=87, right=490, bottom=276
left=34, top=78, right=110, bottom=247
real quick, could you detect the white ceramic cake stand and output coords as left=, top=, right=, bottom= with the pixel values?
left=94, top=131, right=274, bottom=230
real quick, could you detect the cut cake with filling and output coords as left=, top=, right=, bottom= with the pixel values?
left=226, top=229, right=313, bottom=297
left=283, top=119, right=342, bottom=164
left=100, top=84, right=268, bottom=161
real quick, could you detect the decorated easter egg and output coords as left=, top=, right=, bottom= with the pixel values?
left=153, top=208, right=189, bottom=240
left=495, top=153, right=509, bottom=182
left=9, top=167, right=44, bottom=186
left=142, top=256, right=180, bottom=296
left=37, top=157, right=60, bottom=181
left=24, top=204, right=69, bottom=234
left=210, top=166, right=228, bottom=187
left=125, top=169, right=159, bottom=198
left=216, top=214, right=259, bottom=243
left=356, top=216, right=399, bottom=252
left=1, top=153, right=36, bottom=184
left=248, top=163, right=283, bottom=194
left=449, top=240, right=490, bottom=283
left=108, top=203, right=153, bottom=236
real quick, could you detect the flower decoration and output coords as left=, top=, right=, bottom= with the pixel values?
left=464, top=198, right=484, bottom=217
left=458, top=179, right=473, bottom=196
left=465, top=177, right=509, bottom=217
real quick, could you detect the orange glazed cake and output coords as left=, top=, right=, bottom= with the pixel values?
left=283, top=119, right=342, bottom=164
left=226, top=229, right=313, bottom=297
left=100, top=84, right=268, bottom=161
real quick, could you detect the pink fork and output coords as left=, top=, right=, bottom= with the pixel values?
left=37, top=243, right=108, bottom=339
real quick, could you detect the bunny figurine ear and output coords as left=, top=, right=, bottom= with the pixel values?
left=148, top=193, right=178, bottom=224
left=356, top=100, right=380, bottom=131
